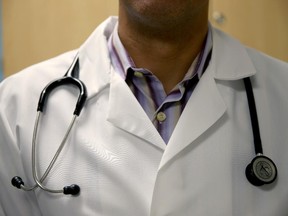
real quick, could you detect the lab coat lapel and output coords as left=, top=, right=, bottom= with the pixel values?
left=107, top=71, right=166, bottom=150
left=160, top=67, right=227, bottom=168
left=159, top=27, right=257, bottom=169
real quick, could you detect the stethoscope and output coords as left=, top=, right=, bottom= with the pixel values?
left=11, top=56, right=87, bottom=195
left=11, top=53, right=278, bottom=196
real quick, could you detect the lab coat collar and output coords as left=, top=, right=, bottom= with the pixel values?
left=211, top=27, right=257, bottom=80
left=77, top=17, right=118, bottom=99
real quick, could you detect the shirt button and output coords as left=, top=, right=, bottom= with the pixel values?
left=134, top=71, right=144, bottom=78
left=157, top=112, right=167, bottom=122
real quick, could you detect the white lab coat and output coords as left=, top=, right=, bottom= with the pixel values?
left=1, top=17, right=288, bottom=216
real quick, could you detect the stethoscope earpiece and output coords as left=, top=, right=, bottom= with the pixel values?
left=11, top=176, right=25, bottom=189
left=63, top=184, right=81, bottom=195
left=245, top=155, right=277, bottom=186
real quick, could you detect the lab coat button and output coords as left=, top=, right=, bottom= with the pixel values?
left=157, top=112, right=167, bottom=122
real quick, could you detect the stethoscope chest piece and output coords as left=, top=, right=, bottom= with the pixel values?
left=246, top=155, right=277, bottom=186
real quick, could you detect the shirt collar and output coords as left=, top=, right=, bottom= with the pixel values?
left=108, top=23, right=134, bottom=79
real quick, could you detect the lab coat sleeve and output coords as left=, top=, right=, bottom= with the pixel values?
left=0, top=77, right=42, bottom=216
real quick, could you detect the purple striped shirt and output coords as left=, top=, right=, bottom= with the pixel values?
left=108, top=23, right=213, bottom=143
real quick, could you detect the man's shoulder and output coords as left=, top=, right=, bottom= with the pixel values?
left=245, top=47, right=288, bottom=74
left=7, top=50, right=77, bottom=80
left=0, top=50, right=78, bottom=105
left=212, top=26, right=288, bottom=78
left=1, top=50, right=77, bottom=88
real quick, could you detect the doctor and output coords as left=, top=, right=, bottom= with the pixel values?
left=1, top=0, right=288, bottom=215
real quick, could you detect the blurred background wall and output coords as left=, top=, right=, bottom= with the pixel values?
left=210, top=0, right=288, bottom=63
left=1, top=0, right=288, bottom=78
left=2, top=0, right=118, bottom=77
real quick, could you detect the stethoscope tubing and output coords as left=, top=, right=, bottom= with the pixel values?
left=243, top=77, right=263, bottom=155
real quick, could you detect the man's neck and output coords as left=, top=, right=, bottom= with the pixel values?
left=118, top=4, right=209, bottom=93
